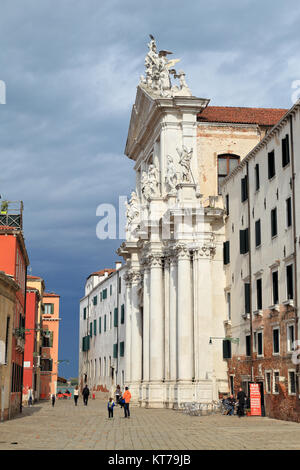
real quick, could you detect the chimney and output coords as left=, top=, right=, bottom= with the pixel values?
left=115, top=261, right=122, bottom=270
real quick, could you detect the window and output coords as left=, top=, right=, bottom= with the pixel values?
left=93, top=319, right=97, bottom=336
left=109, top=312, right=112, bottom=329
left=286, top=197, right=292, bottom=227
left=44, top=303, right=54, bottom=314
left=273, top=327, right=280, bottom=355
left=223, top=241, right=230, bottom=265
left=271, top=208, right=277, bottom=238
left=99, top=317, right=102, bottom=334
left=272, top=271, right=279, bottom=305
left=104, top=315, right=107, bottom=332
left=255, top=163, right=260, bottom=191
left=246, top=335, right=251, bottom=357
left=114, top=308, right=118, bottom=327
left=287, top=324, right=295, bottom=352
left=113, top=343, right=118, bottom=359
left=265, top=371, right=271, bottom=393
left=93, top=296, right=97, bottom=306
left=255, top=219, right=261, bottom=247
left=282, top=134, right=290, bottom=167
left=120, top=341, right=125, bottom=357
left=244, top=283, right=250, bottom=314
left=102, top=288, right=107, bottom=300
left=110, top=285, right=112, bottom=296
left=90, top=322, right=93, bottom=337
left=82, top=336, right=90, bottom=352
left=257, top=331, right=263, bottom=356
left=288, top=370, right=296, bottom=395
left=225, top=194, right=229, bottom=215
left=40, top=358, right=53, bottom=372
left=222, top=339, right=232, bottom=359
left=240, top=228, right=249, bottom=254
left=121, top=304, right=125, bottom=324
left=226, top=292, right=231, bottom=321
left=273, top=371, right=279, bottom=393
left=286, top=264, right=294, bottom=300
left=256, top=278, right=262, bottom=310
left=268, top=150, right=275, bottom=179
left=42, top=330, right=53, bottom=348
left=217, top=154, right=240, bottom=194
left=241, top=175, right=248, bottom=202
left=83, top=307, right=86, bottom=320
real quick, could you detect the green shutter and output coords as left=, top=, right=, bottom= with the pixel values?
left=49, top=331, right=53, bottom=347
left=223, top=340, right=231, bottom=359
left=94, top=319, right=97, bottom=335
left=82, top=335, right=90, bottom=352
left=83, top=307, right=86, bottom=320
left=104, top=315, right=107, bottom=332
left=121, top=304, right=125, bottom=324
left=114, top=307, right=118, bottom=327
left=99, top=317, right=101, bottom=334
left=93, top=296, right=97, bottom=306
left=51, top=304, right=54, bottom=314
left=103, top=289, right=107, bottom=299
left=120, top=341, right=124, bottom=357
left=110, top=285, right=112, bottom=296
left=113, top=343, right=118, bottom=358
left=90, top=322, right=93, bottom=337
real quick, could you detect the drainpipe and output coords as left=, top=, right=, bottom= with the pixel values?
left=246, top=161, right=254, bottom=383
left=289, top=114, right=299, bottom=394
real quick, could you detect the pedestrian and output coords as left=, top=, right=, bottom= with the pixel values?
left=82, top=384, right=90, bottom=406
left=237, top=387, right=247, bottom=417
left=115, top=385, right=121, bottom=405
left=28, top=387, right=33, bottom=407
left=122, top=386, right=131, bottom=418
left=74, top=386, right=79, bottom=406
left=51, top=392, right=56, bottom=407
left=227, top=394, right=235, bottom=415
left=107, top=397, right=115, bottom=418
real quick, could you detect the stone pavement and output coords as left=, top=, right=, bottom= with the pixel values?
left=0, top=396, right=300, bottom=450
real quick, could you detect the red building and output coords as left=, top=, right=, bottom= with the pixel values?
left=22, top=287, right=40, bottom=404
left=0, top=202, right=30, bottom=417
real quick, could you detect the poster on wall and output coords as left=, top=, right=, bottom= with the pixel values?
left=250, top=382, right=262, bottom=416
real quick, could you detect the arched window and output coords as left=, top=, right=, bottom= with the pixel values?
left=217, top=154, right=240, bottom=194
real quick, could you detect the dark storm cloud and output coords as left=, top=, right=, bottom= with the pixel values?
left=1, top=0, right=300, bottom=377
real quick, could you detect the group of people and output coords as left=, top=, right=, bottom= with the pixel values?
left=222, top=388, right=249, bottom=417
left=107, top=385, right=131, bottom=419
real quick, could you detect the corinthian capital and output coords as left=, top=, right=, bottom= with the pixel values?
left=175, top=243, right=191, bottom=260
left=149, top=253, right=164, bottom=268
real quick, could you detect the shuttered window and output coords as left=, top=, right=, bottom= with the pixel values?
left=255, top=219, right=261, bottom=247
left=113, top=343, right=118, bottom=359
left=114, top=308, right=118, bottom=327
left=121, top=304, right=125, bottom=324
left=256, top=278, right=262, bottom=310
left=282, top=134, right=290, bottom=167
left=287, top=264, right=294, bottom=300
left=286, top=197, right=292, bottom=227
left=93, top=296, right=97, bottom=306
left=83, top=307, right=87, bottom=320
left=120, top=341, right=125, bottom=357
left=223, top=240, right=230, bottom=265
left=272, top=271, right=279, bottom=305
left=241, top=175, right=248, bottom=202
left=271, top=208, right=277, bottom=238
left=268, top=150, right=275, bottom=179
left=244, top=283, right=250, bottom=314
left=94, top=319, right=97, bottom=336
left=246, top=335, right=251, bottom=357
left=99, top=317, right=102, bottom=334
left=255, top=163, right=260, bottom=191
left=222, top=339, right=231, bottom=359
left=240, top=228, right=249, bottom=254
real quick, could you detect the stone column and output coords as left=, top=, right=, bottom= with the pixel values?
left=176, top=244, right=194, bottom=382
left=142, top=264, right=150, bottom=383
left=169, top=255, right=177, bottom=382
left=164, top=257, right=170, bottom=382
left=124, top=273, right=132, bottom=384
left=149, top=253, right=164, bottom=383
left=130, top=270, right=143, bottom=385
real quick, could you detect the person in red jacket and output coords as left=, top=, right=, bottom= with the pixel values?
left=122, top=387, right=131, bottom=418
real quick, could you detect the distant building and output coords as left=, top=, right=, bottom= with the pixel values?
left=22, top=286, right=40, bottom=405
left=40, top=292, right=60, bottom=399
left=0, top=271, right=19, bottom=421
left=26, top=275, right=46, bottom=401
left=79, top=263, right=126, bottom=394
left=221, top=100, right=300, bottom=421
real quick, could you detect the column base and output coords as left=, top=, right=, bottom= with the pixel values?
left=144, top=382, right=165, bottom=408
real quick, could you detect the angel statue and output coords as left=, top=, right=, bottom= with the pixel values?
left=125, top=191, right=140, bottom=230
left=177, top=146, right=193, bottom=183
left=165, top=155, right=178, bottom=192
left=148, top=163, right=160, bottom=196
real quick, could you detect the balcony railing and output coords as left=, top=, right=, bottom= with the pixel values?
left=0, top=200, right=23, bottom=230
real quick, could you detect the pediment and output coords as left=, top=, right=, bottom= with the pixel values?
left=125, top=85, right=157, bottom=159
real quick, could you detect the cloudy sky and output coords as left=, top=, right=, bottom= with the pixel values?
left=1, top=0, right=300, bottom=378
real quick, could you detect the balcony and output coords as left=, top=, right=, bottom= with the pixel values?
left=0, top=200, right=23, bottom=230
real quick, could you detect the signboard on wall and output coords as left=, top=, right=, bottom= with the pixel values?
left=250, top=383, right=261, bottom=416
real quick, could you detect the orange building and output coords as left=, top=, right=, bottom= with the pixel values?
left=40, top=292, right=60, bottom=399
left=0, top=223, right=29, bottom=416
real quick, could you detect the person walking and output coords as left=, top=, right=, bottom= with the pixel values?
left=28, top=387, right=33, bottom=407
left=82, top=384, right=90, bottom=406
left=51, top=392, right=56, bottom=407
left=122, top=386, right=131, bottom=418
left=237, top=387, right=246, bottom=417
left=115, top=385, right=121, bottom=405
left=107, top=397, right=115, bottom=418
left=74, top=386, right=79, bottom=406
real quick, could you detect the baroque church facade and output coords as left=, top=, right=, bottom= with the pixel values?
left=79, top=36, right=288, bottom=409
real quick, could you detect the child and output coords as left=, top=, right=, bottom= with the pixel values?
left=107, top=397, right=115, bottom=418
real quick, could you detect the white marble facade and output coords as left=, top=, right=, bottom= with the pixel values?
left=117, top=36, right=228, bottom=408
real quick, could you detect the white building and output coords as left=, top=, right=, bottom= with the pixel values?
left=221, top=100, right=300, bottom=421
left=79, top=262, right=126, bottom=393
